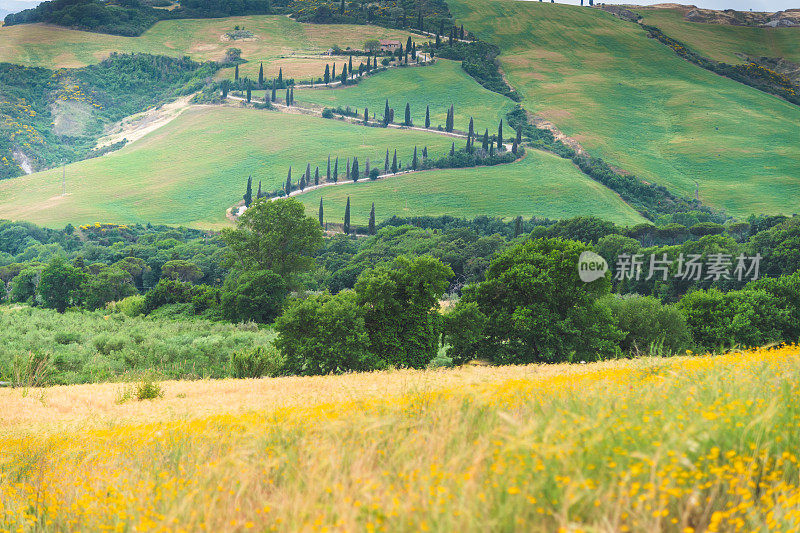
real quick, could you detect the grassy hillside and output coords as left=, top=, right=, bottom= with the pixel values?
left=2, top=346, right=799, bottom=531
left=293, top=59, right=516, bottom=135
left=0, top=15, right=414, bottom=70
left=298, top=152, right=646, bottom=226
left=0, top=107, right=468, bottom=228
left=447, top=0, right=800, bottom=218
left=638, top=7, right=800, bottom=64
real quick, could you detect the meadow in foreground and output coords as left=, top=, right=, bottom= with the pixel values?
left=1, top=345, right=799, bottom=531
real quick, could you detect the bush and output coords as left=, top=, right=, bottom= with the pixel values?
left=442, top=301, right=488, bottom=365
left=230, top=345, right=282, bottom=378
left=115, top=294, right=146, bottom=317
left=220, top=269, right=287, bottom=324
left=602, top=295, right=691, bottom=355
left=321, top=108, right=335, bottom=119
left=54, top=331, right=81, bottom=345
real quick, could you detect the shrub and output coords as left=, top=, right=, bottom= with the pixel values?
left=230, top=345, right=282, bottom=378
left=54, top=331, right=81, bottom=345
left=116, top=295, right=146, bottom=317
left=93, top=333, right=127, bottom=355
left=321, top=108, right=335, bottom=119
left=602, top=295, right=691, bottom=355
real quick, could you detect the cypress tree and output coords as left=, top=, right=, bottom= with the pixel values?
left=306, top=163, right=311, bottom=185
left=246, top=83, right=251, bottom=103
left=467, top=117, right=474, bottom=152
left=514, top=216, right=523, bottom=237
left=369, top=203, right=376, bottom=235
left=412, top=146, right=418, bottom=169
left=234, top=64, right=239, bottom=80
left=497, top=120, right=503, bottom=150
left=516, top=127, right=522, bottom=147
left=384, top=149, right=390, bottom=173
left=348, top=55, right=353, bottom=75
left=406, top=36, right=412, bottom=54
left=482, top=129, right=489, bottom=151
left=450, top=142, right=455, bottom=156
left=299, top=172, right=306, bottom=191
left=290, top=87, right=294, bottom=105
left=257, top=179, right=262, bottom=199
left=278, top=67, right=283, bottom=85
left=352, top=157, right=359, bottom=182
left=222, top=80, right=229, bottom=99
left=258, top=62, right=264, bottom=87
left=333, top=157, right=339, bottom=182
left=315, top=166, right=320, bottom=185
left=512, top=137, right=518, bottom=154
left=285, top=88, right=290, bottom=105
left=411, top=42, right=417, bottom=61
left=489, top=143, right=495, bottom=157
left=244, top=175, right=253, bottom=207
left=346, top=157, right=351, bottom=180
left=404, top=103, right=412, bottom=126
left=391, top=149, right=398, bottom=173
left=425, top=105, right=430, bottom=128
left=384, top=99, right=391, bottom=125
left=324, top=64, right=330, bottom=85
left=285, top=167, right=292, bottom=196
left=271, top=83, right=276, bottom=102
left=343, top=197, right=351, bottom=235
left=327, top=155, right=331, bottom=181
left=340, top=64, right=347, bottom=85
left=422, top=146, right=428, bottom=159
left=319, top=198, right=324, bottom=227
left=435, top=33, right=441, bottom=48
left=332, top=63, right=336, bottom=79
left=460, top=24, right=464, bottom=40
left=364, top=107, right=369, bottom=125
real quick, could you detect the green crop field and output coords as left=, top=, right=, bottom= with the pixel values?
left=0, top=16, right=414, bottom=70
left=296, top=152, right=646, bottom=227
left=447, top=0, right=800, bottom=218
left=638, top=8, right=800, bottom=65
left=0, top=107, right=461, bottom=228
left=292, top=59, right=516, bottom=136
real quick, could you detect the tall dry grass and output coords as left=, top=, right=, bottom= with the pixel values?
left=1, top=346, right=799, bottom=531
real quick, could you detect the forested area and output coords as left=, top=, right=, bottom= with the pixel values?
left=2, top=205, right=800, bottom=384
left=0, top=54, right=219, bottom=179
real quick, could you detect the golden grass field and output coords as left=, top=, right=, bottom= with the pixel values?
left=2, top=345, right=799, bottom=531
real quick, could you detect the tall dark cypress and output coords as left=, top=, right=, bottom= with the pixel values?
left=516, top=127, right=522, bottom=146
left=332, top=62, right=336, bottom=79
left=234, top=64, right=239, bottom=81
left=412, top=146, right=418, bottom=170
left=246, top=83, right=251, bottom=103
left=256, top=180, right=262, bottom=199
left=315, top=166, right=320, bottom=185
left=299, top=172, right=306, bottom=191
left=450, top=142, right=455, bottom=156
left=244, top=175, right=252, bottom=207
left=364, top=107, right=369, bottom=125
left=384, top=99, right=391, bottom=126
left=406, top=37, right=412, bottom=54
left=348, top=55, right=353, bottom=75
left=324, top=64, right=330, bottom=85
left=497, top=120, right=503, bottom=150
left=404, top=103, right=412, bottom=127
left=482, top=129, right=489, bottom=151
left=384, top=149, right=390, bottom=173
left=285, top=167, right=292, bottom=197
left=391, top=149, right=398, bottom=173
left=258, top=63, right=264, bottom=87
left=369, top=203, right=376, bottom=235
left=278, top=67, right=283, bottom=85
left=422, top=146, right=428, bottom=159
left=285, top=88, right=290, bottom=105
left=271, top=83, right=276, bottom=102
left=333, top=157, right=339, bottom=182
left=343, top=197, right=351, bottom=235
left=351, top=157, right=359, bottom=182
left=425, top=105, right=430, bottom=128
left=319, top=198, right=324, bottom=227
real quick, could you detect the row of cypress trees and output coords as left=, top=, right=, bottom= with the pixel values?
left=319, top=197, right=377, bottom=236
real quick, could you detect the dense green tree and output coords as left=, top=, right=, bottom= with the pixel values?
left=460, top=238, right=622, bottom=363
left=364, top=106, right=369, bottom=125
left=324, top=64, right=330, bottom=85
left=275, top=291, right=375, bottom=375
left=221, top=269, right=287, bottom=323
left=412, top=146, right=418, bottom=170
left=384, top=149, right=390, bottom=173
left=221, top=198, right=323, bottom=284
left=344, top=197, right=351, bottom=235
left=258, top=62, right=264, bottom=87
left=39, top=256, right=87, bottom=312
left=161, top=259, right=202, bottom=283
left=234, top=64, right=239, bottom=80
left=314, top=166, right=320, bottom=186
left=352, top=158, right=359, bottom=182
left=425, top=105, right=430, bottom=128
left=497, top=120, right=503, bottom=150
left=278, top=67, right=283, bottom=85
left=603, top=295, right=691, bottom=355
left=384, top=99, right=391, bottom=126
left=391, top=149, right=398, bottom=173
left=10, top=267, right=40, bottom=303
left=442, top=301, right=487, bottom=365
left=404, top=103, right=412, bottom=126
left=285, top=167, right=292, bottom=196
left=355, top=255, right=453, bottom=368
left=482, top=129, right=489, bottom=151
left=369, top=203, right=376, bottom=235
left=243, top=175, right=253, bottom=207
left=319, top=198, right=324, bottom=227
left=514, top=216, right=523, bottom=238
left=333, top=157, right=339, bottom=182
left=84, top=267, right=136, bottom=310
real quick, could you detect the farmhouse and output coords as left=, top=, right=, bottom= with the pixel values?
left=379, top=39, right=401, bottom=52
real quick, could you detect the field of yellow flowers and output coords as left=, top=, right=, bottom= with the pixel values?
left=1, top=346, right=799, bottom=532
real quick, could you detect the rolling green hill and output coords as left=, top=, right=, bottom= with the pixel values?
left=0, top=107, right=476, bottom=228
left=293, top=59, right=515, bottom=136
left=638, top=7, right=800, bottom=65
left=0, top=15, right=414, bottom=70
left=297, top=152, right=646, bottom=227
left=447, top=0, right=800, bottom=218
